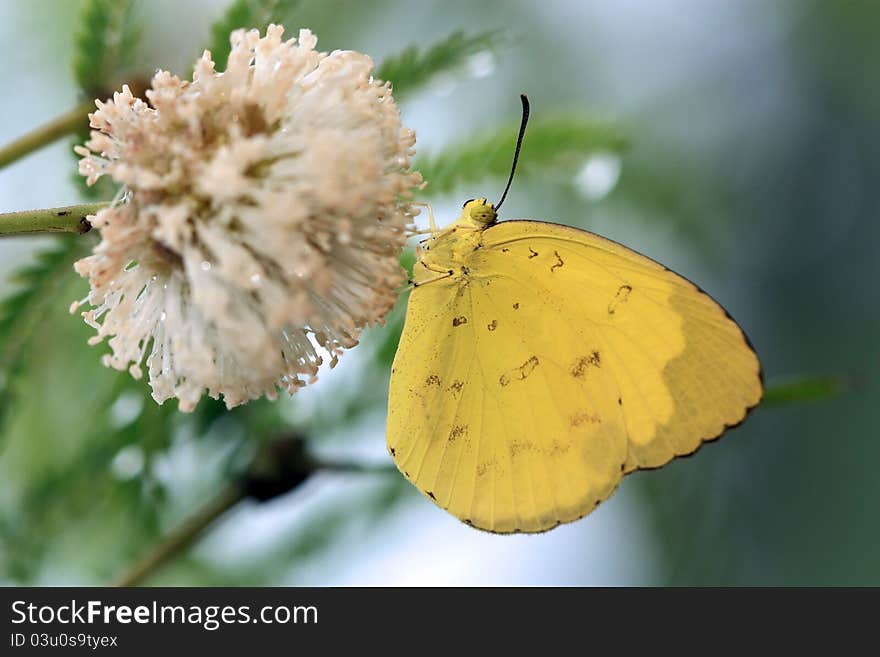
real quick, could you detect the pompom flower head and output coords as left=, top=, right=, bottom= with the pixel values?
left=72, top=25, right=421, bottom=411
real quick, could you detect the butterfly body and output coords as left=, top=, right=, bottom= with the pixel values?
left=415, top=197, right=496, bottom=281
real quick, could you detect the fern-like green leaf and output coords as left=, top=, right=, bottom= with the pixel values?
left=72, top=0, right=141, bottom=198
left=416, top=117, right=628, bottom=197
left=0, top=239, right=88, bottom=437
left=377, top=30, right=505, bottom=101
left=208, top=0, right=302, bottom=70
left=73, top=0, right=141, bottom=98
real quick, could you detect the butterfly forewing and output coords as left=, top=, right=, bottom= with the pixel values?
left=478, top=221, right=763, bottom=472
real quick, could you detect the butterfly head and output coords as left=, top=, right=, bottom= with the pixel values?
left=462, top=197, right=498, bottom=225
left=462, top=95, right=530, bottom=227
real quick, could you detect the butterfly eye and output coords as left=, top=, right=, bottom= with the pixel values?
left=462, top=198, right=475, bottom=208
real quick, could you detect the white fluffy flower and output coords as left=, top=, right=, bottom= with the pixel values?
left=72, top=25, right=421, bottom=411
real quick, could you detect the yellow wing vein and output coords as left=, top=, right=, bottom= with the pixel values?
left=480, top=280, right=602, bottom=526
left=476, top=285, right=558, bottom=528
left=403, top=292, right=465, bottom=485
left=468, top=355, right=488, bottom=528
left=433, top=343, right=476, bottom=509
left=472, top=353, right=521, bottom=530
left=598, top=324, right=679, bottom=462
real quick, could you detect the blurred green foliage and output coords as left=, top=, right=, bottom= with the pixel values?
left=416, top=116, right=627, bottom=197
left=377, top=29, right=505, bottom=101
left=762, top=376, right=846, bottom=407
left=209, top=0, right=302, bottom=69
left=73, top=0, right=140, bottom=98
left=0, top=0, right=865, bottom=586
left=0, top=240, right=85, bottom=437
left=71, top=0, right=142, bottom=200
left=0, top=0, right=641, bottom=585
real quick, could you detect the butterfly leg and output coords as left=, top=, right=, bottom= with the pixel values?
left=407, top=261, right=454, bottom=289
left=408, top=272, right=454, bottom=289
left=411, top=202, right=439, bottom=236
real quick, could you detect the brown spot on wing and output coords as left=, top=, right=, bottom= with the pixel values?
left=571, top=411, right=602, bottom=427
left=512, top=302, right=520, bottom=310
left=425, top=374, right=441, bottom=386
left=487, top=319, right=498, bottom=331
left=515, top=356, right=539, bottom=380
left=511, top=440, right=571, bottom=457
left=447, top=380, right=464, bottom=394
left=608, top=285, right=633, bottom=316
left=510, top=441, right=536, bottom=456
left=500, top=356, right=540, bottom=388
left=476, top=459, right=497, bottom=477
left=570, top=352, right=601, bottom=378
left=452, top=316, right=468, bottom=327
left=548, top=441, right=571, bottom=456
left=448, top=425, right=467, bottom=443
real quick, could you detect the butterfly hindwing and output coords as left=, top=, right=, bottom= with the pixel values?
left=388, top=258, right=628, bottom=533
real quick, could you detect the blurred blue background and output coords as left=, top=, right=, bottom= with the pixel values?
left=0, top=0, right=877, bottom=585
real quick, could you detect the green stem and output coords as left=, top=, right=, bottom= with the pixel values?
left=0, top=202, right=109, bottom=236
left=312, top=459, right=398, bottom=475
left=0, top=100, right=94, bottom=170
left=111, top=459, right=396, bottom=586
left=113, top=484, right=246, bottom=587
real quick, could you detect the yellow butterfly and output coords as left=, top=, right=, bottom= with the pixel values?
left=387, top=95, right=762, bottom=533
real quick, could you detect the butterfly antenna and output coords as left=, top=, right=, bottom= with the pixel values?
left=495, top=94, right=530, bottom=212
